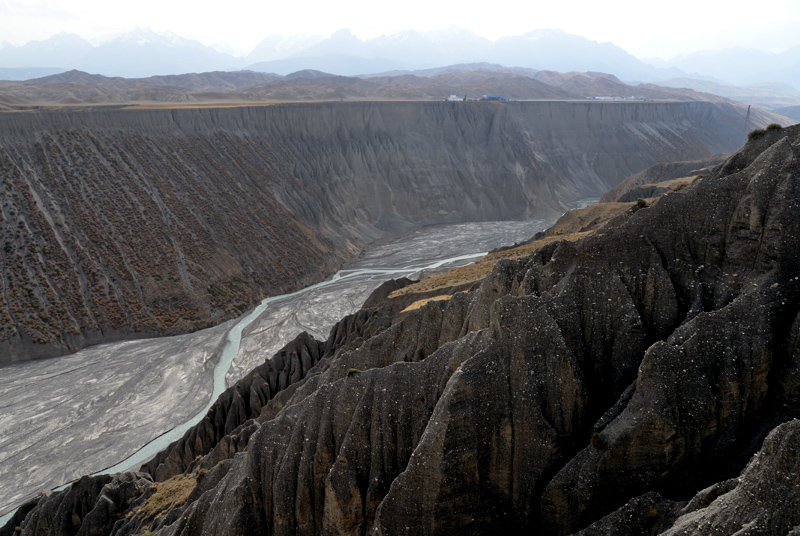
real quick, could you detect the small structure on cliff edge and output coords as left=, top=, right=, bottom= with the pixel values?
left=481, top=94, right=509, bottom=101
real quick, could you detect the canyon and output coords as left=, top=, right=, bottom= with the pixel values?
left=4, top=122, right=799, bottom=536
left=0, top=99, right=782, bottom=364
left=0, top=218, right=547, bottom=519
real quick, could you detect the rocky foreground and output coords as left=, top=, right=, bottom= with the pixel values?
left=5, top=124, right=800, bottom=535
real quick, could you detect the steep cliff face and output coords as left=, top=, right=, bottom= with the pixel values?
left=0, top=100, right=769, bottom=363
left=7, top=125, right=800, bottom=535
left=0, top=120, right=345, bottom=363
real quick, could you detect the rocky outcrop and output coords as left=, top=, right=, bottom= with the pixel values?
left=575, top=419, right=800, bottom=535
left=0, top=100, right=773, bottom=363
left=14, top=473, right=153, bottom=536
left=138, top=277, right=431, bottom=481
left=600, top=154, right=727, bottom=202
left=660, top=419, right=800, bottom=535
left=7, top=124, right=800, bottom=535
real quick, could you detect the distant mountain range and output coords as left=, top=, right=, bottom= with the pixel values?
left=646, top=46, right=800, bottom=90
left=1, top=27, right=799, bottom=108
left=0, top=67, right=748, bottom=109
left=0, top=29, right=236, bottom=78
left=0, top=28, right=709, bottom=81
left=776, top=105, right=800, bottom=121
left=244, top=28, right=686, bottom=81
left=0, top=32, right=93, bottom=71
left=655, top=78, right=800, bottom=110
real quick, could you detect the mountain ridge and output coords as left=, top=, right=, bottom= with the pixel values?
left=0, top=67, right=778, bottom=107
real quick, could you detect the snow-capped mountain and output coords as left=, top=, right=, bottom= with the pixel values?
left=0, top=32, right=93, bottom=68
left=1, top=26, right=797, bottom=89
left=71, top=27, right=243, bottom=76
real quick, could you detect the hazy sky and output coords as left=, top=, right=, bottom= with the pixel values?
left=1, top=0, right=798, bottom=59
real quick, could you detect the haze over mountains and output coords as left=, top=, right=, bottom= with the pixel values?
left=647, top=46, right=800, bottom=88
left=2, top=27, right=800, bottom=107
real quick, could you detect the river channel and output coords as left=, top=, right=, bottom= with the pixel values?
left=0, top=218, right=549, bottom=522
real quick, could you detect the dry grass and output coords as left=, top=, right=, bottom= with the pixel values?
left=400, top=295, right=452, bottom=313
left=0, top=103, right=35, bottom=113
left=387, top=231, right=592, bottom=298
left=487, top=230, right=595, bottom=261
left=0, top=101, right=307, bottom=113
left=544, top=202, right=635, bottom=235
left=125, top=101, right=296, bottom=110
left=96, top=99, right=441, bottom=109
left=135, top=475, right=196, bottom=523
left=389, top=201, right=635, bottom=299
left=644, top=175, right=698, bottom=191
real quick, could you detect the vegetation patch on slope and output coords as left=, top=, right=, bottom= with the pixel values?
left=399, top=294, right=452, bottom=313
left=390, top=201, right=636, bottom=298
left=133, top=474, right=196, bottom=525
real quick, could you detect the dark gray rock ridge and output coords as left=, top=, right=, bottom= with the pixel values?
left=139, top=277, right=420, bottom=482
left=7, top=125, right=800, bottom=534
left=600, top=154, right=729, bottom=203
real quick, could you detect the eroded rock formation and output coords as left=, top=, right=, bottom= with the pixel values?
left=7, top=123, right=800, bottom=535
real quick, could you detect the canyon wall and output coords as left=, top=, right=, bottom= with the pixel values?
left=0, top=100, right=765, bottom=363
